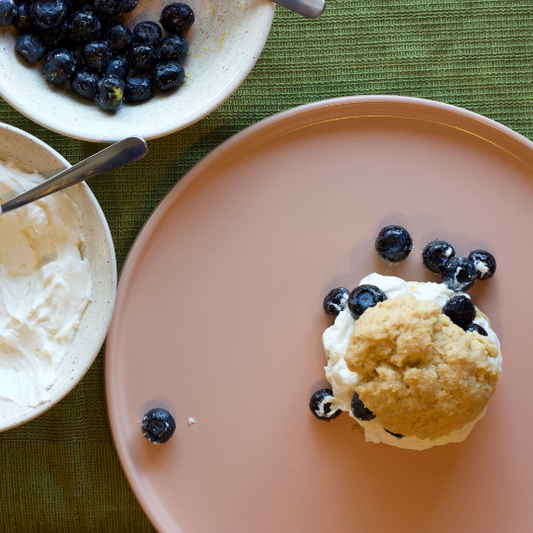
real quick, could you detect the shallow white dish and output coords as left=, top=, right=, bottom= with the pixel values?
left=0, top=0, right=275, bottom=143
left=0, top=123, right=117, bottom=431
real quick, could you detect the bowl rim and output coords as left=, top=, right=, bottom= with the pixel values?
left=0, top=122, right=117, bottom=431
left=0, top=2, right=276, bottom=143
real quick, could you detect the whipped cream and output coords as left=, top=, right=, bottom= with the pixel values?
left=0, top=162, right=91, bottom=408
left=323, top=273, right=501, bottom=450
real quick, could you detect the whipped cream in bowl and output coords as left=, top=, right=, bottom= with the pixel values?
left=0, top=124, right=116, bottom=432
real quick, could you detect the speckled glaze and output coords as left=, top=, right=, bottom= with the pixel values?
left=0, top=123, right=117, bottom=432
left=0, top=0, right=275, bottom=143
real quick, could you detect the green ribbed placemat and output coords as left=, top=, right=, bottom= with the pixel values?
left=2, top=1, right=533, bottom=531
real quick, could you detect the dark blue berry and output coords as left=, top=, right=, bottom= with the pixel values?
left=323, top=287, right=349, bottom=316
left=14, top=0, right=33, bottom=31
left=309, top=389, right=341, bottom=421
left=422, top=240, right=455, bottom=274
left=102, top=55, right=128, bottom=79
left=83, top=39, right=111, bottom=70
left=441, top=257, right=477, bottom=292
left=124, top=71, right=152, bottom=101
left=375, top=225, right=413, bottom=263
left=348, top=284, right=386, bottom=320
left=32, top=0, right=68, bottom=30
left=442, top=294, right=476, bottom=329
left=351, top=392, right=375, bottom=421
left=384, top=429, right=404, bottom=438
left=132, top=20, right=162, bottom=46
left=70, top=68, right=99, bottom=98
left=158, top=34, right=188, bottom=63
left=468, top=250, right=496, bottom=281
left=104, top=20, right=132, bottom=55
left=97, top=74, right=124, bottom=111
left=92, top=0, right=123, bottom=19
left=41, top=20, right=69, bottom=50
left=0, top=0, right=17, bottom=26
left=43, top=48, right=77, bottom=84
left=465, top=323, right=488, bottom=336
left=69, top=9, right=101, bottom=43
left=141, top=408, right=176, bottom=444
left=121, top=0, right=137, bottom=13
left=159, top=2, right=194, bottom=35
left=127, top=44, right=159, bottom=72
left=15, top=34, right=46, bottom=64
left=152, top=61, right=185, bottom=90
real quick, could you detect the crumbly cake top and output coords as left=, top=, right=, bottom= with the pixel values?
left=344, top=294, right=500, bottom=440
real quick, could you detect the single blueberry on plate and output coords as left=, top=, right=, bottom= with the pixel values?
left=104, top=21, right=132, bottom=55
left=468, top=250, right=496, bottom=280
left=465, top=323, right=488, bottom=336
left=102, top=55, right=128, bottom=79
left=323, top=287, right=350, bottom=316
left=69, top=9, right=102, bottom=43
left=158, top=34, right=188, bottom=63
left=43, top=48, right=77, bottom=84
left=15, top=34, right=46, bottom=64
left=441, top=256, right=477, bottom=292
left=0, top=0, right=17, bottom=26
left=141, top=408, right=176, bottom=444
left=152, top=61, right=185, bottom=90
left=31, top=0, right=68, bottom=30
left=83, top=40, right=111, bottom=71
left=160, top=2, right=195, bottom=35
left=70, top=68, right=100, bottom=98
left=97, top=74, right=124, bottom=111
left=348, top=284, right=386, bottom=320
left=351, top=391, right=375, bottom=421
left=132, top=20, right=162, bottom=46
left=375, top=225, right=413, bottom=263
left=309, top=389, right=342, bottom=421
left=124, top=71, right=152, bottom=102
left=421, top=240, right=455, bottom=274
left=442, top=294, right=476, bottom=329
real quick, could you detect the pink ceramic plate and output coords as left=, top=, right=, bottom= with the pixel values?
left=106, top=96, right=533, bottom=533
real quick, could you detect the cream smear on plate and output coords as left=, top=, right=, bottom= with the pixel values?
left=322, top=273, right=502, bottom=450
left=0, top=162, right=91, bottom=408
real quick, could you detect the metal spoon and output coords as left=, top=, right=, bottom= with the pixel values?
left=270, top=0, right=325, bottom=19
left=0, top=136, right=148, bottom=216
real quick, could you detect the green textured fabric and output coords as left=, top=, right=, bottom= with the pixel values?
left=1, top=1, right=533, bottom=530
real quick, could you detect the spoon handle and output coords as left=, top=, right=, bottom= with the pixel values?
left=0, top=136, right=148, bottom=216
left=270, top=0, right=325, bottom=18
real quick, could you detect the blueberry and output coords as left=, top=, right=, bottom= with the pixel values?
left=465, top=323, right=488, bottom=336
left=15, top=34, right=46, bottom=64
left=132, top=20, right=162, bottom=46
left=41, top=20, right=69, bottom=50
left=124, top=71, right=152, bottom=101
left=441, top=256, right=477, bottom=292
left=14, top=0, right=33, bottom=31
left=69, top=9, right=102, bottom=43
left=375, top=225, right=413, bottom=263
left=347, top=284, right=386, bottom=320
left=159, top=2, right=194, bottom=35
left=323, top=287, right=350, bottom=316
left=351, top=391, right=375, bottom=421
left=152, top=61, right=185, bottom=90
left=0, top=0, right=17, bottom=26
left=43, top=48, right=77, bottom=84
left=468, top=250, right=496, bottom=281
left=127, top=44, right=159, bottom=72
left=104, top=21, right=132, bottom=55
left=421, top=240, right=455, bottom=274
left=32, top=0, right=68, bottom=30
left=141, top=408, right=176, bottom=444
left=309, top=389, right=342, bottom=421
left=92, top=0, right=123, bottom=19
left=83, top=40, right=111, bottom=70
left=385, top=429, right=404, bottom=438
left=97, top=74, right=124, bottom=111
left=102, top=55, right=128, bottom=79
left=158, top=34, right=188, bottom=63
left=442, top=294, right=476, bottom=329
left=121, top=0, right=138, bottom=13
left=70, top=68, right=99, bottom=98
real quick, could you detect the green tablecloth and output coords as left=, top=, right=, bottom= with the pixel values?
left=1, top=1, right=533, bottom=530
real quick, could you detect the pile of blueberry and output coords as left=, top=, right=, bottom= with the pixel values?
left=0, top=0, right=194, bottom=112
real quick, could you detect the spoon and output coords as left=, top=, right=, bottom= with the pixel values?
left=270, top=0, right=325, bottom=19
left=0, top=136, right=148, bottom=216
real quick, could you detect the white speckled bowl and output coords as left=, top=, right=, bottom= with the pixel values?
left=0, top=0, right=275, bottom=143
left=0, top=123, right=117, bottom=432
